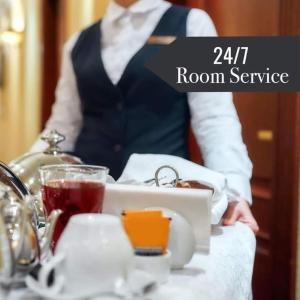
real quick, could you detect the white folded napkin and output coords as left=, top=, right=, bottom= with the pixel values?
left=117, top=154, right=229, bottom=224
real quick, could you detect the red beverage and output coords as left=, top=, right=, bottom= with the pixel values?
left=42, top=179, right=105, bottom=245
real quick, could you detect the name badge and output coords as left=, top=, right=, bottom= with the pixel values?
left=148, top=36, right=177, bottom=45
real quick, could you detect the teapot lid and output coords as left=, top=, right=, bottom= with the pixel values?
left=8, top=130, right=82, bottom=196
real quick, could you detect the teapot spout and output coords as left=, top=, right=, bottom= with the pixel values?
left=41, top=209, right=62, bottom=258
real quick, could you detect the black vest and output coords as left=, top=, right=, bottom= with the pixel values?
left=72, top=5, right=190, bottom=179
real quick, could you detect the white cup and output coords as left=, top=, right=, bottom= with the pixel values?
left=38, top=214, right=134, bottom=297
left=145, top=207, right=196, bottom=269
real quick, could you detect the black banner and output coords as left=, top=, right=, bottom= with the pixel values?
left=145, top=36, right=300, bottom=92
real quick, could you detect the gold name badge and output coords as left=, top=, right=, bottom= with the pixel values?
left=148, top=36, right=177, bottom=45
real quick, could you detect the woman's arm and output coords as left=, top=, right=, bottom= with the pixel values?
left=30, top=33, right=83, bottom=152
left=186, top=9, right=253, bottom=204
left=186, top=9, right=258, bottom=232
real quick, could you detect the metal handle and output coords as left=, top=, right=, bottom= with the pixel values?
left=0, top=161, right=29, bottom=198
left=154, top=165, right=179, bottom=187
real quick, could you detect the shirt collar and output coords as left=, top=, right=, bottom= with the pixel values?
left=105, top=0, right=164, bottom=22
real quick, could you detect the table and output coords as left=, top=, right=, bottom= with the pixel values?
left=4, top=222, right=256, bottom=300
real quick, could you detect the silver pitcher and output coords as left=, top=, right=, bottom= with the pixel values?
left=0, top=162, right=61, bottom=283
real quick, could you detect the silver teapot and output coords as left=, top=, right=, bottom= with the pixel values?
left=0, top=162, right=61, bottom=283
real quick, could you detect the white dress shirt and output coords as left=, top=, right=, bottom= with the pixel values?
left=31, top=0, right=253, bottom=203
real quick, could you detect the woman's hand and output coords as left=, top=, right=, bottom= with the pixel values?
left=223, top=199, right=259, bottom=234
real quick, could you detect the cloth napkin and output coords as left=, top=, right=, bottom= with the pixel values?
left=117, top=154, right=230, bottom=224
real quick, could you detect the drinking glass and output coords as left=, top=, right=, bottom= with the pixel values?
left=39, top=165, right=108, bottom=246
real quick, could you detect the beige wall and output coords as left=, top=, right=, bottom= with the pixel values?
left=61, top=0, right=109, bottom=42
left=22, top=0, right=42, bottom=152
left=0, top=0, right=42, bottom=162
left=0, top=0, right=107, bottom=163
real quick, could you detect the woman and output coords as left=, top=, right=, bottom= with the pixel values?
left=32, top=0, right=258, bottom=232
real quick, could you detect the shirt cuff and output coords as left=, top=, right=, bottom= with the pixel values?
left=225, top=174, right=252, bottom=205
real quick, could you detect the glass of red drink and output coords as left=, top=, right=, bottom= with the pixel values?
left=39, top=165, right=109, bottom=247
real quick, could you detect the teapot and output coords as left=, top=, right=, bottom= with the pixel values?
left=0, top=162, right=61, bottom=283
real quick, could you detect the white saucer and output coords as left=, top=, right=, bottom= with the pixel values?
left=26, top=269, right=157, bottom=300
left=25, top=276, right=122, bottom=300
left=0, top=269, right=30, bottom=288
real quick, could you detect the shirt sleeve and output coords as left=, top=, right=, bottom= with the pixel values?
left=30, top=33, right=83, bottom=152
left=186, top=9, right=253, bottom=204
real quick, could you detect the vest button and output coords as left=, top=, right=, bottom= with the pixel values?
left=114, top=144, right=122, bottom=152
left=116, top=102, right=123, bottom=111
